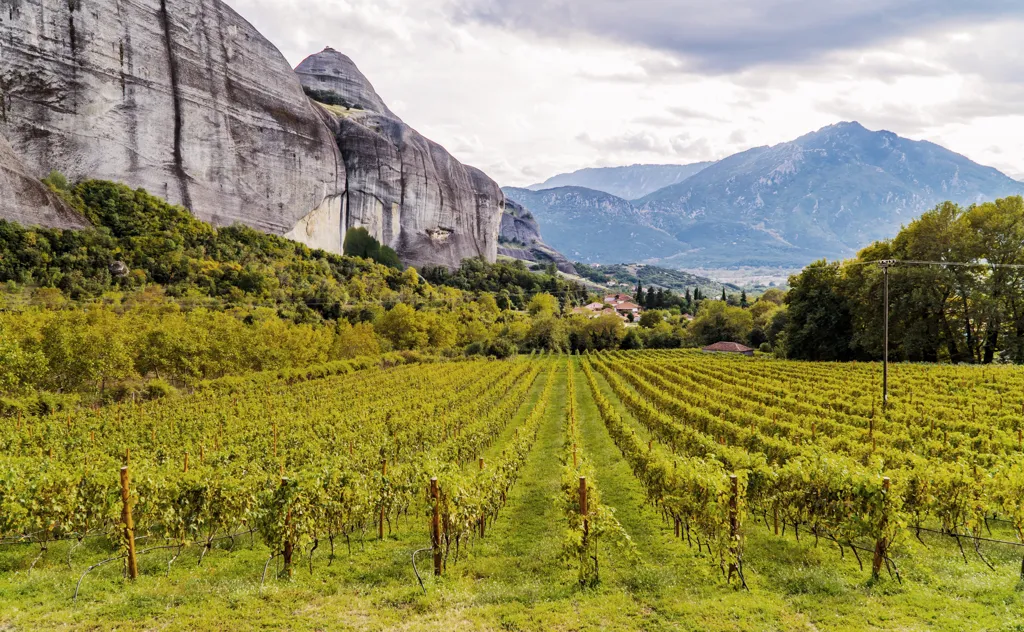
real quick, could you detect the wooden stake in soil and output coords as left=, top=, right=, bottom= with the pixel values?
left=728, top=475, right=739, bottom=582
left=120, top=466, right=138, bottom=580
left=479, top=458, right=486, bottom=538
left=183, top=451, right=189, bottom=473
left=379, top=459, right=388, bottom=540
left=282, top=476, right=293, bottom=578
left=579, top=477, right=589, bottom=538
left=871, top=477, right=891, bottom=580
left=431, top=477, right=442, bottom=576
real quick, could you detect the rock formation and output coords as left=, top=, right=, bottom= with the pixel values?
left=498, top=198, right=576, bottom=274
left=295, top=48, right=501, bottom=268
left=0, top=2, right=503, bottom=269
left=0, top=135, right=87, bottom=230
left=0, top=0, right=343, bottom=239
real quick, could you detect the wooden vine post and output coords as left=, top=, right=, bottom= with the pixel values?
left=379, top=458, right=388, bottom=540
left=431, top=477, right=442, bottom=576
left=579, top=477, right=589, bottom=538
left=872, top=477, right=891, bottom=580
left=119, top=466, right=138, bottom=580
left=728, top=474, right=739, bottom=582
left=282, top=476, right=293, bottom=577
left=478, top=458, right=486, bottom=538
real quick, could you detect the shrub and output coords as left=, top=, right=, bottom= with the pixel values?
left=145, top=378, right=178, bottom=400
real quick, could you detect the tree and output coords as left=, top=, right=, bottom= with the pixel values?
left=343, top=227, right=402, bottom=269
left=740, top=289, right=748, bottom=308
left=331, top=321, right=381, bottom=359
left=686, top=301, right=753, bottom=347
left=635, top=282, right=644, bottom=306
left=784, top=261, right=856, bottom=361
left=527, top=293, right=559, bottom=317
left=646, top=287, right=655, bottom=309
left=585, top=314, right=626, bottom=350
left=721, top=288, right=727, bottom=302
left=656, top=288, right=665, bottom=308
left=376, top=304, right=429, bottom=350
left=638, top=310, right=665, bottom=329
left=524, top=316, right=568, bottom=352
left=759, top=288, right=785, bottom=305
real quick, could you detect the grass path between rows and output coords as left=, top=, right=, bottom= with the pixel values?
left=573, top=357, right=814, bottom=631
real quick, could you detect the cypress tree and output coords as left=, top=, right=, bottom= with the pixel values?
left=721, top=288, right=727, bottom=301
left=635, top=281, right=644, bottom=305
left=741, top=289, right=748, bottom=308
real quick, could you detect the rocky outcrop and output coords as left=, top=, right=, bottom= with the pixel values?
left=0, top=134, right=88, bottom=229
left=498, top=198, right=576, bottom=274
left=0, top=0, right=343, bottom=239
left=295, top=48, right=502, bottom=269
left=0, top=2, right=503, bottom=269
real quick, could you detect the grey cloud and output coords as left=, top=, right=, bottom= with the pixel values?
left=576, top=131, right=666, bottom=153
left=451, top=0, right=1024, bottom=72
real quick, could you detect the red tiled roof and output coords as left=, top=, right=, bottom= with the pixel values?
left=702, top=341, right=753, bottom=353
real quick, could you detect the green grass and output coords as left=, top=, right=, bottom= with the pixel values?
left=1, top=358, right=1023, bottom=630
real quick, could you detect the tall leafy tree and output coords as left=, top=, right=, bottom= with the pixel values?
left=785, top=261, right=856, bottom=361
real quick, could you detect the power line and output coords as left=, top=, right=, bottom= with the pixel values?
left=845, top=259, right=1024, bottom=270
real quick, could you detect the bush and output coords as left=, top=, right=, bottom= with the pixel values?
left=42, top=170, right=71, bottom=192
left=486, top=338, right=518, bottom=359
left=145, top=378, right=178, bottom=400
left=759, top=342, right=772, bottom=354
left=0, top=397, right=27, bottom=418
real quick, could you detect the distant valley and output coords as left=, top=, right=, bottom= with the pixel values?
left=505, top=122, right=1024, bottom=269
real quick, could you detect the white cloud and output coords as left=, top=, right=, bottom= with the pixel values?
left=228, top=0, right=1024, bottom=186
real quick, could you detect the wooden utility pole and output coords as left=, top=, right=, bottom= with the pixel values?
left=120, top=466, right=138, bottom=580
left=880, top=260, right=894, bottom=408
left=431, top=477, right=442, bottom=576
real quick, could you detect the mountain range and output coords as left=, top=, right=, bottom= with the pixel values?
left=527, top=163, right=713, bottom=200
left=507, top=122, right=1024, bottom=268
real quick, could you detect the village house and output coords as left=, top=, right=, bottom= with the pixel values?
left=572, top=293, right=644, bottom=322
left=702, top=341, right=754, bottom=356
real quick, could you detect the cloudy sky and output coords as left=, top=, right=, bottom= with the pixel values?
left=232, top=0, right=1024, bottom=187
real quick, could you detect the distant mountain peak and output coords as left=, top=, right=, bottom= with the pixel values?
left=526, top=162, right=714, bottom=200
left=508, top=123, right=1024, bottom=269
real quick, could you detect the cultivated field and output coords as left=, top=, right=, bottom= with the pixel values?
left=2, top=351, right=1023, bottom=630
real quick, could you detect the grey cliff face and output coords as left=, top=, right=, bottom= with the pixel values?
left=0, top=0, right=344, bottom=243
left=497, top=198, right=576, bottom=274
left=0, top=1, right=501, bottom=269
left=0, top=134, right=88, bottom=230
left=295, top=48, right=397, bottom=119
left=296, top=49, right=502, bottom=269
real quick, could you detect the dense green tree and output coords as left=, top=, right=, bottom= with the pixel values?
left=686, top=300, right=753, bottom=347
left=785, top=261, right=856, bottom=361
